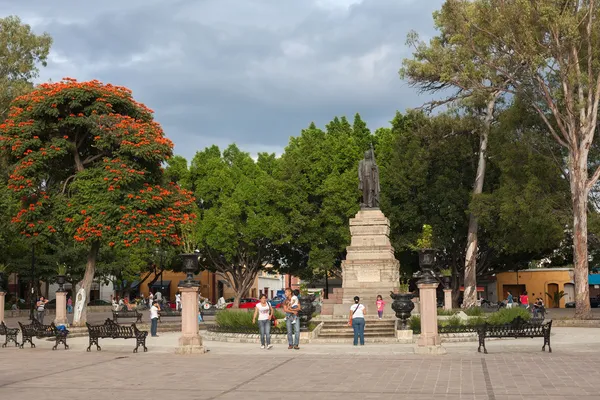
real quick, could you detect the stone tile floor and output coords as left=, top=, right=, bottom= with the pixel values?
left=1, top=327, right=600, bottom=400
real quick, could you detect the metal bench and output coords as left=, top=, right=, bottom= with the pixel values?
left=86, top=319, right=148, bottom=353
left=18, top=320, right=69, bottom=350
left=477, top=316, right=552, bottom=354
left=158, top=307, right=181, bottom=322
left=0, top=321, right=19, bottom=347
left=112, top=309, right=143, bottom=324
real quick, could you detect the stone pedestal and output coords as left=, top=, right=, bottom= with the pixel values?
left=337, top=209, right=400, bottom=315
left=176, top=286, right=206, bottom=354
left=443, top=289, right=452, bottom=311
left=0, top=291, right=5, bottom=324
left=396, top=329, right=413, bottom=344
left=54, top=291, right=68, bottom=326
left=417, top=282, right=442, bottom=348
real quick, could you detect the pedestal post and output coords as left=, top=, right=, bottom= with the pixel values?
left=54, top=291, right=68, bottom=326
left=177, top=285, right=206, bottom=354
left=443, top=289, right=452, bottom=311
left=0, top=291, right=5, bottom=324
left=416, top=282, right=446, bottom=354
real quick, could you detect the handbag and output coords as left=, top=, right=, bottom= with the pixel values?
left=269, top=304, right=278, bottom=327
left=348, top=303, right=362, bottom=325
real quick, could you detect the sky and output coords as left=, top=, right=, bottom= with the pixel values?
left=2, top=0, right=445, bottom=161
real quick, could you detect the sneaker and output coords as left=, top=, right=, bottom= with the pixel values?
left=267, top=345, right=273, bottom=350
left=291, top=320, right=296, bottom=324
left=260, top=345, right=265, bottom=349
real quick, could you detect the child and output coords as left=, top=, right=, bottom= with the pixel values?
left=288, top=289, right=300, bottom=325
left=376, top=295, right=385, bottom=319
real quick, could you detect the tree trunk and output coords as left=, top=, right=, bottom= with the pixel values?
left=571, top=153, right=592, bottom=319
left=72, top=241, right=100, bottom=326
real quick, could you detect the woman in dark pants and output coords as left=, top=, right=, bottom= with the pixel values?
left=348, top=296, right=366, bottom=346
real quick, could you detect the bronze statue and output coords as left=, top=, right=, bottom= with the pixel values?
left=358, top=145, right=380, bottom=208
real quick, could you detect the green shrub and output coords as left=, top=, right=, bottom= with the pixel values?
left=215, top=310, right=255, bottom=329
left=486, top=307, right=530, bottom=325
left=463, top=307, right=484, bottom=317
left=445, top=315, right=464, bottom=326
left=409, top=315, right=421, bottom=334
left=466, top=317, right=486, bottom=326
left=437, top=309, right=455, bottom=316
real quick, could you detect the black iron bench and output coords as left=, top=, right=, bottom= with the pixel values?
left=158, top=307, right=181, bottom=322
left=112, top=309, right=143, bottom=324
left=86, top=319, right=148, bottom=353
left=18, top=320, right=69, bottom=350
left=0, top=321, right=19, bottom=347
left=477, top=316, right=552, bottom=354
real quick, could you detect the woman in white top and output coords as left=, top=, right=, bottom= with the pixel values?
left=252, top=294, right=273, bottom=349
left=348, top=296, right=366, bottom=346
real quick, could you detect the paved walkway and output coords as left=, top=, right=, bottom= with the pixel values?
left=1, top=327, right=600, bottom=399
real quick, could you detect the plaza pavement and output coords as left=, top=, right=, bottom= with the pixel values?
left=1, top=326, right=600, bottom=400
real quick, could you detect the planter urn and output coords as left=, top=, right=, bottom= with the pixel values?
left=56, top=275, right=66, bottom=292
left=298, top=294, right=315, bottom=332
left=390, top=292, right=415, bottom=330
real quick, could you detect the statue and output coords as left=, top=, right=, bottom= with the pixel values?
left=358, top=145, right=380, bottom=208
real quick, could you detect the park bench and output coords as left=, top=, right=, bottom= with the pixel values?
left=158, top=306, right=181, bottom=322
left=477, top=316, right=552, bottom=354
left=112, top=309, right=143, bottom=324
left=0, top=321, right=19, bottom=348
left=86, top=318, right=148, bottom=353
left=18, top=320, right=69, bottom=350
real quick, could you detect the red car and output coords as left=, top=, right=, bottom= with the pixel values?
left=226, top=298, right=260, bottom=309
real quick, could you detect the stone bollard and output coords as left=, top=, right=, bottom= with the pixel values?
left=0, top=291, right=5, bottom=324
left=443, top=289, right=452, bottom=311
left=176, top=285, right=206, bottom=354
left=54, top=291, right=68, bottom=326
left=416, top=282, right=446, bottom=355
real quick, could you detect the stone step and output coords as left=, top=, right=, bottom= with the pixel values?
left=318, top=332, right=395, bottom=338
left=320, top=327, right=396, bottom=334
left=319, top=321, right=396, bottom=327
left=310, top=337, right=399, bottom=344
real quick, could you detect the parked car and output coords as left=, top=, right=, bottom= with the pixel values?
left=269, top=297, right=286, bottom=308
left=565, top=297, right=600, bottom=308
left=226, top=298, right=260, bottom=309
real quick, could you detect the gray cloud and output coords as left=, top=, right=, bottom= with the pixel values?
left=1, top=0, right=444, bottom=160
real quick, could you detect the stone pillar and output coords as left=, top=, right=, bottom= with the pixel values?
left=443, top=289, right=452, bottom=311
left=176, top=286, right=206, bottom=354
left=416, top=282, right=446, bottom=354
left=54, top=291, right=68, bottom=326
left=0, top=291, right=5, bottom=324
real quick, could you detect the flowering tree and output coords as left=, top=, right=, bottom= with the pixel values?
left=0, top=78, right=195, bottom=325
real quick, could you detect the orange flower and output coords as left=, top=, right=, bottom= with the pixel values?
left=81, top=209, right=86, bottom=215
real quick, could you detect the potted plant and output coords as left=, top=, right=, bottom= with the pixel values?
left=56, top=263, right=67, bottom=292
left=0, top=263, right=7, bottom=292
left=390, top=280, right=415, bottom=329
left=439, top=268, right=452, bottom=289
left=413, top=224, right=437, bottom=284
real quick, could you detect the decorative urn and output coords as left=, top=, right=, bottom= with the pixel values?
left=56, top=275, right=67, bottom=292
left=180, top=253, right=200, bottom=287
left=298, top=294, right=316, bottom=331
left=390, top=291, right=414, bottom=330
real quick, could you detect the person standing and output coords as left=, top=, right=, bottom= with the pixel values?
left=148, top=292, right=154, bottom=308
left=376, top=295, right=385, bottom=319
left=175, top=292, right=181, bottom=311
left=283, top=288, right=301, bottom=350
left=155, top=291, right=162, bottom=304
left=348, top=296, right=366, bottom=346
left=520, top=291, right=529, bottom=309
left=252, top=294, right=273, bottom=349
left=506, top=291, right=514, bottom=309
left=36, top=296, right=48, bottom=324
left=150, top=301, right=160, bottom=337
left=66, top=296, right=73, bottom=314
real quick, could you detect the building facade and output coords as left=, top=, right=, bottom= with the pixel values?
left=495, top=268, right=574, bottom=308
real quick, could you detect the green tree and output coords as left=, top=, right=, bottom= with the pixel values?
left=276, top=114, right=370, bottom=285
left=0, top=79, right=195, bottom=325
left=0, top=16, right=52, bottom=120
left=189, top=144, right=288, bottom=307
left=418, top=0, right=600, bottom=318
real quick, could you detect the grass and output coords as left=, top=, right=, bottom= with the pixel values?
left=437, top=307, right=485, bottom=317
left=409, top=307, right=533, bottom=333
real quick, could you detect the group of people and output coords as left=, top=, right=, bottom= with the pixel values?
left=506, top=291, right=546, bottom=316
left=252, top=290, right=387, bottom=348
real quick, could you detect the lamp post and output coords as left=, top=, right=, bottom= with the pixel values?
left=29, top=244, right=35, bottom=321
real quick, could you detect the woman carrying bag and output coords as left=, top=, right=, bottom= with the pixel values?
left=252, top=294, right=274, bottom=349
left=348, top=296, right=366, bottom=346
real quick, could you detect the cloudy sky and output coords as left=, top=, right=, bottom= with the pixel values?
left=2, top=0, right=444, bottom=160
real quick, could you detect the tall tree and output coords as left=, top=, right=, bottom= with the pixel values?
left=0, top=79, right=195, bottom=325
left=0, top=16, right=52, bottom=120
left=423, top=0, right=600, bottom=318
left=401, top=8, right=509, bottom=308
left=189, top=144, right=288, bottom=307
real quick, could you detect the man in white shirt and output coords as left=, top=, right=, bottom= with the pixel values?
left=155, top=291, right=162, bottom=303
left=150, top=301, right=160, bottom=337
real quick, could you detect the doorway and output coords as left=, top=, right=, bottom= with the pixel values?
left=217, top=281, right=224, bottom=299
left=564, top=283, right=575, bottom=305
left=547, top=283, right=559, bottom=308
